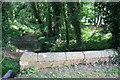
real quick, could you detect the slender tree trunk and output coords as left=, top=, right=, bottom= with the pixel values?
left=63, top=3, right=69, bottom=45
left=47, top=3, right=53, bottom=37
left=31, top=2, right=45, bottom=36
left=67, top=2, right=81, bottom=44
left=65, top=16, right=69, bottom=45
left=31, top=2, right=47, bottom=52
left=111, top=5, right=120, bottom=49
left=52, top=2, right=61, bottom=37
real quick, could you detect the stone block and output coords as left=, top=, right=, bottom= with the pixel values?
left=20, top=52, right=37, bottom=62
left=20, top=49, right=119, bottom=70
left=84, top=51, right=101, bottom=59
left=66, top=52, right=84, bottom=60
left=38, top=52, right=66, bottom=62
left=20, top=61, right=65, bottom=70
left=101, top=49, right=118, bottom=58
left=64, top=59, right=83, bottom=65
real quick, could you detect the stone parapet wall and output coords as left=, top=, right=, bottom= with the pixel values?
left=20, top=49, right=118, bottom=70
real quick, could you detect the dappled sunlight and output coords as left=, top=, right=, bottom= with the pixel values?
left=2, top=2, right=120, bottom=78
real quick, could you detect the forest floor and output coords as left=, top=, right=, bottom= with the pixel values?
left=17, top=64, right=119, bottom=78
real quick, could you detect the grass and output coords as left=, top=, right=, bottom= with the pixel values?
left=17, top=63, right=119, bottom=78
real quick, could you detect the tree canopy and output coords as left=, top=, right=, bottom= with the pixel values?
left=2, top=2, right=120, bottom=52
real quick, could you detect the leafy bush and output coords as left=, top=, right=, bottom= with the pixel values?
left=1, top=55, right=20, bottom=77
left=20, top=66, right=38, bottom=74
left=111, top=54, right=120, bottom=64
left=84, top=40, right=111, bottom=50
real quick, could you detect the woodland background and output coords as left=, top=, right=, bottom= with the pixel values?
left=2, top=2, right=120, bottom=52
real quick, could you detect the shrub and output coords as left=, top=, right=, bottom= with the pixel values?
left=21, top=66, right=38, bottom=74
left=1, top=55, right=20, bottom=78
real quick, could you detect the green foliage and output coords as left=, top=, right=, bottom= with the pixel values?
left=21, top=66, right=38, bottom=74
left=78, top=62, right=87, bottom=65
left=84, top=40, right=110, bottom=50
left=1, top=55, right=19, bottom=77
left=112, top=54, right=120, bottom=64
left=50, top=39, right=68, bottom=52
left=2, top=2, right=119, bottom=52
left=104, top=65, right=118, bottom=76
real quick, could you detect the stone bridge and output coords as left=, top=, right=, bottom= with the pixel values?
left=20, top=49, right=118, bottom=70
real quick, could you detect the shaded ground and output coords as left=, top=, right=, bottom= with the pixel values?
left=13, top=34, right=40, bottom=51
left=2, top=50, right=22, bottom=61
left=17, top=64, right=119, bottom=78
left=2, top=33, right=39, bottom=60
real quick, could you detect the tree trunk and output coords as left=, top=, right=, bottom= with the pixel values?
left=67, top=2, right=81, bottom=44
left=52, top=2, right=61, bottom=37
left=64, top=3, right=69, bottom=45
left=47, top=3, right=53, bottom=37
left=31, top=2, right=45, bottom=36
left=111, top=5, right=120, bottom=49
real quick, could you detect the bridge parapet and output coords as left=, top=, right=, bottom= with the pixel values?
left=20, top=49, right=118, bottom=70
